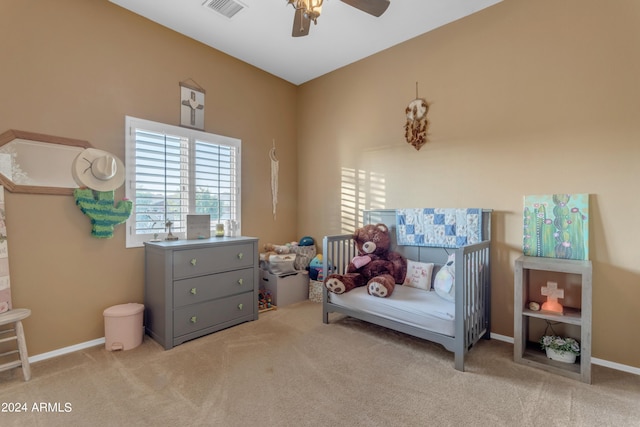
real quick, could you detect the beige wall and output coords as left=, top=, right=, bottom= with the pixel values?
left=2, top=0, right=639, bottom=371
left=1, top=0, right=298, bottom=355
left=297, top=0, right=640, bottom=369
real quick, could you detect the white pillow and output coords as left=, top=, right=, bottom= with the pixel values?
left=434, top=253, right=455, bottom=302
left=403, top=260, right=434, bottom=291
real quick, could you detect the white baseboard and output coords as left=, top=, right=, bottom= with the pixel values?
left=29, top=335, right=640, bottom=377
left=28, top=338, right=105, bottom=364
left=591, top=357, right=640, bottom=376
left=488, top=332, right=640, bottom=376
left=490, top=332, right=513, bottom=343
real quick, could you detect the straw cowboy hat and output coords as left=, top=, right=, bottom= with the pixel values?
left=72, top=148, right=125, bottom=192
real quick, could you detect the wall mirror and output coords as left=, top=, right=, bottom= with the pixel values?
left=0, top=130, right=92, bottom=195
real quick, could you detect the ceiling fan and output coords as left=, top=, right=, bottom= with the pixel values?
left=287, top=0, right=390, bottom=37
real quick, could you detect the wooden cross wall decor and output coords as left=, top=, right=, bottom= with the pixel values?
left=179, top=79, right=206, bottom=130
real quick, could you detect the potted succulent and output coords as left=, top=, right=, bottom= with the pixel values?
left=540, top=335, right=580, bottom=363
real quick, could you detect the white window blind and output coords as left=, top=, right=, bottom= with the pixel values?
left=124, top=116, right=241, bottom=248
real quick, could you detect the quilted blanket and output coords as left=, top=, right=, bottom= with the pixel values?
left=396, top=208, right=483, bottom=248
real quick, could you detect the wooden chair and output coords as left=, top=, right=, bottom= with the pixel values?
left=0, top=308, right=31, bottom=381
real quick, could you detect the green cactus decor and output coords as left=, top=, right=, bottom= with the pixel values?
left=74, top=189, right=133, bottom=238
left=523, top=193, right=589, bottom=260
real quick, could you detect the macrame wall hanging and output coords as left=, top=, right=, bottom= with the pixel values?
left=270, top=140, right=279, bottom=220
left=404, top=82, right=430, bottom=151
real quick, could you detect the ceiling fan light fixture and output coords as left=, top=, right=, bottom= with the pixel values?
left=288, top=0, right=323, bottom=24
left=288, top=0, right=388, bottom=37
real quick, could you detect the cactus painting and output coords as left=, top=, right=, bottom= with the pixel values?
left=523, top=193, right=589, bottom=260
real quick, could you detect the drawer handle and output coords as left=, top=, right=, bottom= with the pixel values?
left=237, top=278, right=243, bottom=286
left=190, top=258, right=197, bottom=266
left=237, top=252, right=243, bottom=260
left=190, top=316, right=197, bottom=323
left=237, top=303, right=243, bottom=310
left=190, top=287, right=197, bottom=295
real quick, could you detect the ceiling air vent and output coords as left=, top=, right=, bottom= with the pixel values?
left=202, top=0, right=246, bottom=19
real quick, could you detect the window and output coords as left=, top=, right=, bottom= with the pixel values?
left=124, top=116, right=241, bottom=248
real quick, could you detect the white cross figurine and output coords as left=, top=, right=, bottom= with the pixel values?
left=541, top=281, right=564, bottom=314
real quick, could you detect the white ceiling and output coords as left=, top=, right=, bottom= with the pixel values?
left=109, top=0, right=502, bottom=85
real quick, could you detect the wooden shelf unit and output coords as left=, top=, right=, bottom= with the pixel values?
left=514, top=255, right=592, bottom=384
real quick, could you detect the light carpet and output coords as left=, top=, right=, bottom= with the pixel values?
left=0, top=301, right=639, bottom=426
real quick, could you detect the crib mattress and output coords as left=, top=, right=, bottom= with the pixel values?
left=328, top=285, right=455, bottom=337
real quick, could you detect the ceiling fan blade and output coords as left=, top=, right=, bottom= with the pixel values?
left=340, top=0, right=390, bottom=17
left=292, top=9, right=311, bottom=37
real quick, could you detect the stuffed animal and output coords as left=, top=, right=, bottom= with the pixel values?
left=261, top=242, right=291, bottom=264
left=433, top=253, right=455, bottom=302
left=324, top=223, right=407, bottom=298
left=264, top=242, right=291, bottom=255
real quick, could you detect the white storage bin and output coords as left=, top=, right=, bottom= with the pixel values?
left=260, top=270, right=309, bottom=307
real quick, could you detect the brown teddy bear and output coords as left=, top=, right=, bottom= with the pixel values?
left=324, top=223, right=407, bottom=298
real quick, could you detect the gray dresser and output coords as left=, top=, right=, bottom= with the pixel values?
left=144, top=236, right=259, bottom=350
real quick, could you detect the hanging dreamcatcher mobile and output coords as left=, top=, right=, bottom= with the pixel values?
left=404, top=82, right=430, bottom=150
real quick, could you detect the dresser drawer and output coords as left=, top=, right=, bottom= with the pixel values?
left=173, top=243, right=254, bottom=279
left=173, top=268, right=254, bottom=308
left=173, top=292, right=254, bottom=337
